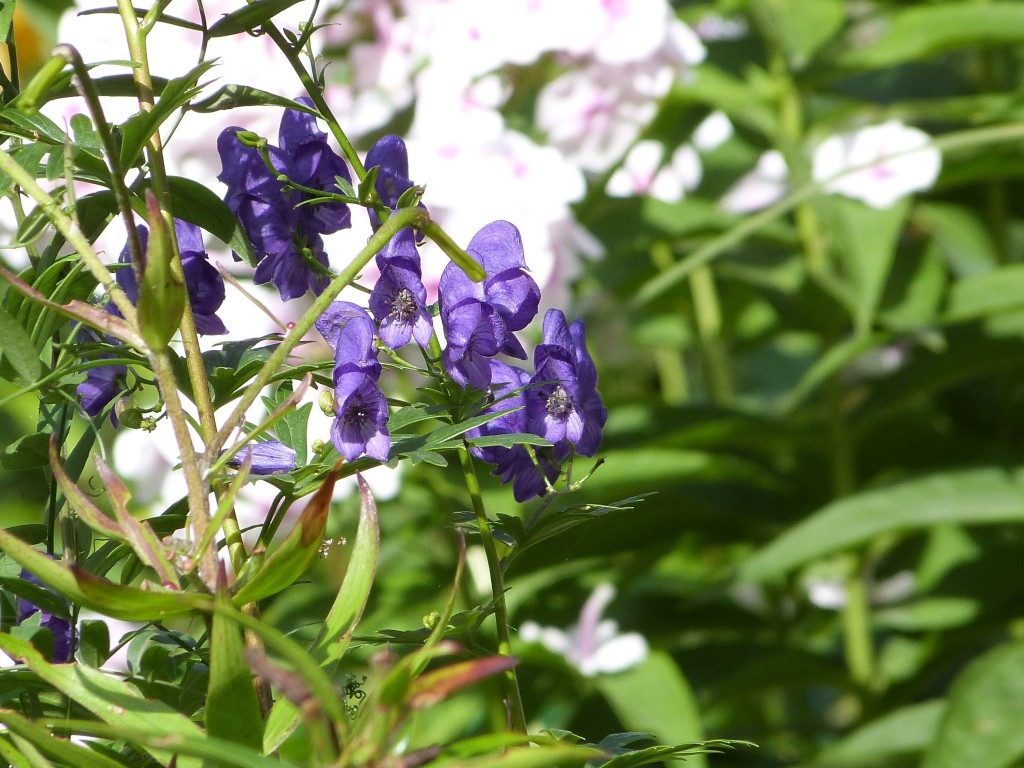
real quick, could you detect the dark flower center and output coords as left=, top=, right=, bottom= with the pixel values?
left=546, top=385, right=573, bottom=417
left=344, top=401, right=370, bottom=426
left=390, top=288, right=418, bottom=322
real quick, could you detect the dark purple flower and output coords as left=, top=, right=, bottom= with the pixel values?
left=440, top=299, right=504, bottom=390
left=116, top=220, right=228, bottom=335
left=77, top=355, right=127, bottom=420
left=316, top=301, right=381, bottom=378
left=218, top=100, right=353, bottom=301
left=331, top=371, right=390, bottom=461
left=438, top=221, right=541, bottom=387
left=526, top=310, right=607, bottom=458
left=16, top=566, right=73, bottom=663
left=365, top=134, right=420, bottom=231
left=229, top=440, right=297, bottom=474
left=369, top=229, right=432, bottom=349
left=467, top=360, right=560, bottom=502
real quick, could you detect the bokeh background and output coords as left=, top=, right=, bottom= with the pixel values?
left=6, top=1, right=1024, bottom=766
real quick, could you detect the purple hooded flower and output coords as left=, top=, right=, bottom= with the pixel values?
left=229, top=440, right=297, bottom=474
left=331, top=371, right=390, bottom=462
left=369, top=229, right=432, bottom=349
left=468, top=360, right=560, bottom=502
left=16, top=565, right=73, bottom=663
left=316, top=302, right=390, bottom=461
left=78, top=354, right=127, bottom=420
left=116, top=220, right=228, bottom=335
left=438, top=221, right=541, bottom=388
left=218, top=99, right=353, bottom=301
left=526, top=310, right=607, bottom=458
left=365, top=134, right=420, bottom=231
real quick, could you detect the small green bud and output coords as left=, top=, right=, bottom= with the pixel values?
left=422, top=610, right=441, bottom=631
left=311, top=438, right=327, bottom=455
left=318, top=389, right=336, bottom=417
left=114, top=398, right=144, bottom=429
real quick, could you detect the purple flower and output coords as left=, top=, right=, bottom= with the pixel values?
left=316, top=302, right=390, bottom=461
left=526, top=310, right=607, bottom=458
left=218, top=100, right=353, bottom=301
left=77, top=354, right=127, bottom=420
left=369, top=229, right=432, bottom=349
left=229, top=440, right=297, bottom=474
left=365, top=134, right=418, bottom=231
left=331, top=371, right=390, bottom=462
left=116, top=220, right=228, bottom=335
left=16, top=566, right=73, bottom=663
left=438, top=221, right=540, bottom=387
left=468, top=360, right=560, bottom=502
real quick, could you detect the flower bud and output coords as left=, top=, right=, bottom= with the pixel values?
left=318, top=388, right=336, bottom=417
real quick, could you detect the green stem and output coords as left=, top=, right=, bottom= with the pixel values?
left=261, top=23, right=366, bottom=180
left=842, top=555, right=873, bottom=687
left=458, top=446, right=528, bottom=734
left=689, top=263, right=733, bottom=406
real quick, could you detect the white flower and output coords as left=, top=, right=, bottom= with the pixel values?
left=606, top=140, right=701, bottom=202
left=812, top=120, right=942, bottom=209
left=692, top=111, right=734, bottom=153
left=720, top=150, right=789, bottom=214
left=519, top=583, right=648, bottom=677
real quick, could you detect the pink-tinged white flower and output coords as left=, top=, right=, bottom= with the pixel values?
left=720, top=150, right=789, bottom=214
left=812, top=120, right=942, bottom=209
left=537, top=61, right=673, bottom=172
left=606, top=140, right=701, bottom=201
left=692, top=110, right=734, bottom=153
left=519, top=583, right=648, bottom=677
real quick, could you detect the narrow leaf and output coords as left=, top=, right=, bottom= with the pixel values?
left=408, top=656, right=518, bottom=709
left=0, top=302, right=42, bottom=381
left=207, top=0, right=304, bottom=37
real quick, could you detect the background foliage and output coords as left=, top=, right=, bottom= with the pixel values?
left=4, top=0, right=1024, bottom=767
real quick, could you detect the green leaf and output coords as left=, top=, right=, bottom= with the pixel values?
left=77, top=619, right=110, bottom=668
left=825, top=197, right=910, bottom=334
left=923, top=642, right=1024, bottom=768
left=914, top=203, right=999, bottom=278
left=167, top=175, right=260, bottom=267
left=191, top=85, right=316, bottom=114
left=813, top=700, right=944, bottom=767
left=231, top=465, right=335, bottom=605
left=207, top=0, right=304, bottom=37
left=119, top=61, right=214, bottom=169
left=0, top=709, right=128, bottom=768
left=0, top=633, right=205, bottom=768
left=207, top=585, right=263, bottom=751
left=0, top=302, right=42, bottom=382
left=740, top=467, right=1024, bottom=582
left=0, top=0, right=16, bottom=41
left=752, top=0, right=845, bottom=69
left=840, top=3, right=1024, bottom=69
left=944, top=264, right=1024, bottom=323
left=264, top=473, right=380, bottom=753
left=0, top=576, right=69, bottom=619
left=2, top=431, right=50, bottom=470
left=597, top=651, right=707, bottom=768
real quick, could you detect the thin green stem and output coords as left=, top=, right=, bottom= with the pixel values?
left=689, top=263, right=733, bottom=406
left=458, top=446, right=527, bottom=734
left=261, top=23, right=366, bottom=180
left=842, top=555, right=873, bottom=688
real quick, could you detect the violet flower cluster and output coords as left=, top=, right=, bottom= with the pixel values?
left=77, top=219, right=227, bottom=419
left=217, top=100, right=353, bottom=301
left=16, top=566, right=73, bottom=663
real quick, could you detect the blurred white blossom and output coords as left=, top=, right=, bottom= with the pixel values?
left=606, top=140, right=701, bottom=202
left=812, top=120, right=942, bottom=209
left=520, top=583, right=648, bottom=677
left=720, top=150, right=789, bottom=214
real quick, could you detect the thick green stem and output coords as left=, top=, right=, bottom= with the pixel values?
left=458, top=446, right=528, bottom=734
